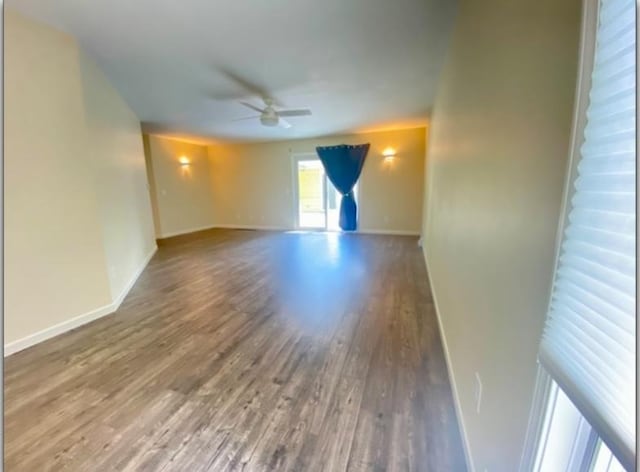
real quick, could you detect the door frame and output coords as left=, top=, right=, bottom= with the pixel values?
left=291, top=152, right=328, bottom=230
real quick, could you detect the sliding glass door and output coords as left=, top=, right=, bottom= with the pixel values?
left=293, top=155, right=345, bottom=230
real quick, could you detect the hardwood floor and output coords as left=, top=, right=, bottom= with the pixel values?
left=4, top=229, right=466, bottom=471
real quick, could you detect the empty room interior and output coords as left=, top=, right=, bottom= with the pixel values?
left=3, top=0, right=636, bottom=471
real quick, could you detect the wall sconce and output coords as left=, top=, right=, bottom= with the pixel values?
left=382, top=147, right=396, bottom=163
left=178, top=156, right=190, bottom=167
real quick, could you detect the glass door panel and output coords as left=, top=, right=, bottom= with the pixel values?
left=326, top=181, right=340, bottom=230
left=296, top=159, right=326, bottom=229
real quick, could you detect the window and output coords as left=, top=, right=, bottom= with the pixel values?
left=534, top=378, right=627, bottom=471
left=526, top=0, right=636, bottom=470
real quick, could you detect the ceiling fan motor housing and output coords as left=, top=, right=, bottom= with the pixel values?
left=260, top=109, right=279, bottom=127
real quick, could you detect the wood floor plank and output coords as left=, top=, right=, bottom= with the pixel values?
left=4, top=229, right=466, bottom=471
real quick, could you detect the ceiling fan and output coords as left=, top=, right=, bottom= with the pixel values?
left=235, top=97, right=311, bottom=129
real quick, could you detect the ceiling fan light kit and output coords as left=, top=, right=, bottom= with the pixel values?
left=238, top=96, right=311, bottom=129
left=260, top=113, right=279, bottom=127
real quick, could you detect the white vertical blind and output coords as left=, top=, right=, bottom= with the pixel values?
left=538, top=0, right=636, bottom=469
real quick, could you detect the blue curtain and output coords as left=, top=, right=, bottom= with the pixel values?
left=316, top=144, right=370, bottom=231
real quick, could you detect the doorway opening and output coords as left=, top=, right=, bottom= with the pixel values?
left=293, top=155, right=351, bottom=231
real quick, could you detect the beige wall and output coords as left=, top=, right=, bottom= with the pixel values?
left=422, top=1, right=581, bottom=471
left=143, top=135, right=215, bottom=238
left=4, top=10, right=156, bottom=346
left=80, top=52, right=157, bottom=301
left=209, top=127, right=426, bottom=233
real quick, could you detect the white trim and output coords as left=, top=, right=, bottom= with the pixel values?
left=4, top=303, right=115, bottom=357
left=157, top=224, right=217, bottom=239
left=422, top=245, right=475, bottom=472
left=357, top=228, right=420, bottom=236
left=161, top=224, right=418, bottom=236
left=520, top=367, right=554, bottom=471
left=215, top=225, right=419, bottom=236
left=214, top=224, right=291, bottom=231
left=4, top=246, right=157, bottom=357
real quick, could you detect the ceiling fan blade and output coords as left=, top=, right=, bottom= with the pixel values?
left=278, top=118, right=292, bottom=129
left=276, top=109, right=312, bottom=117
left=240, top=101, right=265, bottom=113
left=231, top=116, right=260, bottom=122
left=219, top=69, right=268, bottom=99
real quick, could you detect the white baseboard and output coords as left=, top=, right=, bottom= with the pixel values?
left=357, top=228, right=420, bottom=236
left=157, top=223, right=420, bottom=239
left=422, top=245, right=476, bottom=472
left=160, top=224, right=420, bottom=237
left=157, top=224, right=217, bottom=239
left=4, top=246, right=158, bottom=357
left=3, top=303, right=115, bottom=357
left=218, top=225, right=420, bottom=236
left=111, top=246, right=157, bottom=309
left=214, top=224, right=291, bottom=231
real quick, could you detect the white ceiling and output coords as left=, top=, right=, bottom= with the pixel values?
left=8, top=0, right=457, bottom=143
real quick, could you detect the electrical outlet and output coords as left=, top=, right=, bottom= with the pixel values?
left=474, top=372, right=482, bottom=414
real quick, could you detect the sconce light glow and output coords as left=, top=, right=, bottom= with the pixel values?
left=178, top=156, right=190, bottom=166
left=382, top=147, right=396, bottom=162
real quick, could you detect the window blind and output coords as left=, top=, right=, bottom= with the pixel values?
left=538, top=0, right=636, bottom=469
